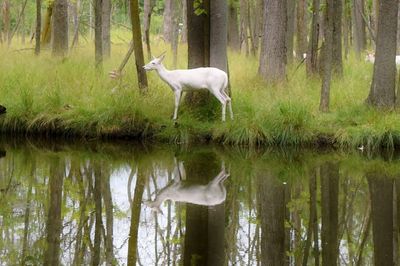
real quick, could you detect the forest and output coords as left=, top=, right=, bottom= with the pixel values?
left=0, top=0, right=399, bottom=148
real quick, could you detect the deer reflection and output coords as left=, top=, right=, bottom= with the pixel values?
left=145, top=159, right=229, bottom=212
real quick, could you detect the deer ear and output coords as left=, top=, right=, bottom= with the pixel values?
left=152, top=55, right=156, bottom=60
left=159, top=54, right=166, bottom=62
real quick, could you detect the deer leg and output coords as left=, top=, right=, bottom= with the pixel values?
left=173, top=89, right=182, bottom=120
left=221, top=90, right=233, bottom=120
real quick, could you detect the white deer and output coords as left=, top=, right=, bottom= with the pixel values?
left=144, top=160, right=229, bottom=213
left=143, top=54, right=234, bottom=122
left=365, top=52, right=400, bottom=65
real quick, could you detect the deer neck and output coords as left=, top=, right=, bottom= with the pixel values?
left=156, top=64, right=172, bottom=85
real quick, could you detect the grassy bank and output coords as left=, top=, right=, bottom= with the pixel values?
left=1, top=38, right=400, bottom=149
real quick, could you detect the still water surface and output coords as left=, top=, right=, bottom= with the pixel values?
left=0, top=139, right=399, bottom=265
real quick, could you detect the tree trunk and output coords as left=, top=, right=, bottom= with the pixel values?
left=296, top=0, right=307, bottom=60
left=228, top=2, right=240, bottom=51
left=286, top=0, right=296, bottom=63
left=320, top=162, right=339, bottom=266
left=103, top=171, right=115, bottom=266
left=181, top=0, right=187, bottom=43
left=21, top=5, right=25, bottom=45
left=368, top=172, right=394, bottom=266
left=163, top=0, right=173, bottom=43
left=239, top=0, right=249, bottom=55
left=43, top=158, right=64, bottom=266
left=41, top=2, right=53, bottom=46
left=210, top=0, right=228, bottom=72
left=307, top=0, right=320, bottom=76
left=332, top=0, right=343, bottom=76
left=171, top=0, right=180, bottom=68
left=130, top=0, right=148, bottom=91
left=319, top=0, right=334, bottom=112
left=2, top=0, right=10, bottom=45
left=95, top=0, right=103, bottom=67
left=366, top=0, right=398, bottom=108
left=343, top=0, right=351, bottom=59
left=52, top=0, right=68, bottom=56
left=259, top=0, right=287, bottom=82
left=35, top=0, right=41, bottom=55
left=352, top=0, right=366, bottom=57
left=71, top=0, right=80, bottom=49
left=103, top=0, right=111, bottom=57
left=185, top=0, right=210, bottom=105
left=143, top=0, right=154, bottom=60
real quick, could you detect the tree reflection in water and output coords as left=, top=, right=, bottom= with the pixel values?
left=0, top=141, right=399, bottom=265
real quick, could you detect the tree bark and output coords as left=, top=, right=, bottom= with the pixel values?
left=95, top=0, right=103, bottom=67
left=185, top=0, right=210, bottom=105
left=332, top=0, right=343, bottom=76
left=181, top=0, right=187, bottom=43
left=163, top=0, right=173, bottom=43
left=286, top=0, right=296, bottom=63
left=259, top=0, right=287, bottom=82
left=2, top=0, right=10, bottom=45
left=228, top=2, right=240, bottom=51
left=143, top=0, right=154, bottom=60
left=239, top=0, right=249, bottom=55
left=103, top=0, right=111, bottom=57
left=129, top=0, right=148, bottom=91
left=71, top=0, right=80, bottom=49
left=366, top=0, right=398, bottom=108
left=307, top=0, right=320, bottom=75
left=352, top=0, right=366, bottom=57
left=296, top=0, right=307, bottom=60
left=171, top=0, right=180, bottom=68
left=35, top=0, right=41, bottom=55
left=52, top=0, right=69, bottom=56
left=210, top=0, right=228, bottom=72
left=41, top=2, right=53, bottom=46
left=319, top=0, right=334, bottom=112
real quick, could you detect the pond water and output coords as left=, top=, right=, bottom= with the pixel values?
left=0, top=138, right=399, bottom=266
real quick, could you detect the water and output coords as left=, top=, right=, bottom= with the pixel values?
left=0, top=139, right=399, bottom=265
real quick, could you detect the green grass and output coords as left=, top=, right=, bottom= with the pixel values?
left=1, top=33, right=400, bottom=150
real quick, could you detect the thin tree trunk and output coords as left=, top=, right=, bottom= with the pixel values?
left=343, top=0, right=351, bottom=59
left=181, top=0, right=187, bottom=43
left=366, top=0, right=398, bottom=107
left=2, top=0, right=10, bottom=45
left=35, top=0, right=41, bottom=55
left=319, top=0, right=334, bottom=112
left=239, top=0, right=249, bottom=55
left=71, top=0, right=80, bottom=49
left=171, top=0, right=180, bottom=68
left=143, top=0, right=154, bottom=60
left=307, top=0, right=320, bottom=75
left=286, top=0, right=296, bottom=63
left=129, top=0, right=148, bottom=91
left=296, top=0, right=307, bottom=60
left=332, top=0, right=343, bottom=76
left=352, top=0, right=366, bottom=57
left=95, top=0, right=103, bottom=67
left=259, top=0, right=287, bottom=82
left=103, top=0, right=111, bottom=57
left=103, top=171, right=115, bottom=266
left=41, top=2, right=53, bottom=46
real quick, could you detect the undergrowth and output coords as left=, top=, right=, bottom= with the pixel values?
left=1, top=34, right=400, bottom=150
